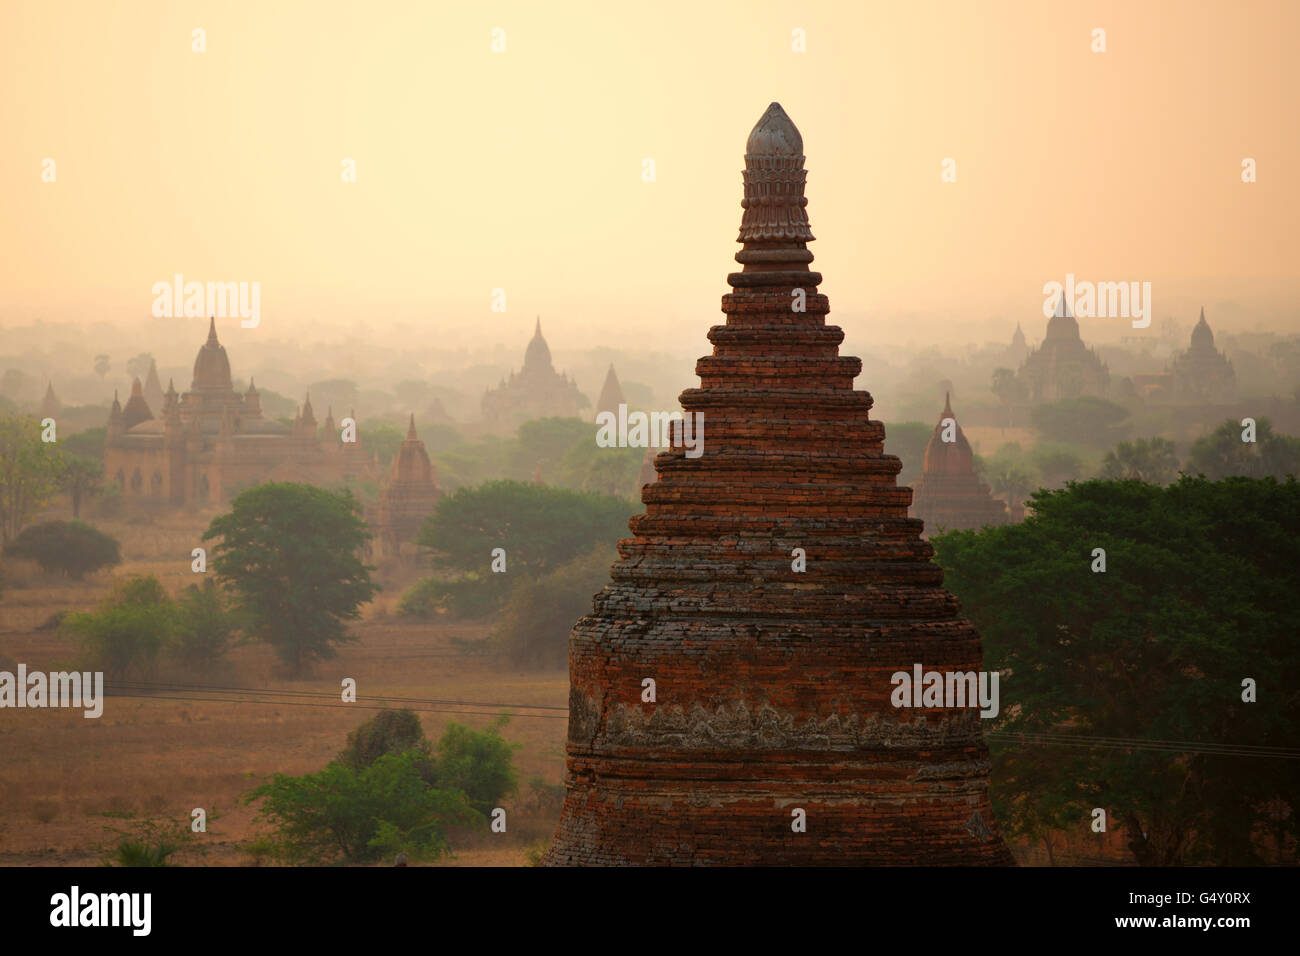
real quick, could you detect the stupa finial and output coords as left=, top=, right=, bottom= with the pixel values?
left=737, top=102, right=814, bottom=246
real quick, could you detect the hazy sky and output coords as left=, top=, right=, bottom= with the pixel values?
left=3, top=0, right=1297, bottom=359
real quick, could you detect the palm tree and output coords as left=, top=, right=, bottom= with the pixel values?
left=988, top=462, right=1033, bottom=510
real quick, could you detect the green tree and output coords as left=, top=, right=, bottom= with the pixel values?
left=1031, top=444, right=1085, bottom=488
left=63, top=574, right=175, bottom=679
left=203, top=483, right=378, bottom=675
left=60, top=454, right=103, bottom=518
left=93, top=355, right=110, bottom=379
left=1186, top=418, right=1300, bottom=480
left=338, top=709, right=430, bottom=770
left=431, top=717, right=521, bottom=817
left=1030, top=397, right=1130, bottom=447
left=932, top=477, right=1300, bottom=865
left=0, top=414, right=64, bottom=545
left=510, top=417, right=596, bottom=482
left=173, top=579, right=238, bottom=669
left=244, top=751, right=477, bottom=865
left=61, top=427, right=106, bottom=460
left=5, top=519, right=121, bottom=578
left=1099, top=437, right=1180, bottom=484
left=413, top=480, right=631, bottom=616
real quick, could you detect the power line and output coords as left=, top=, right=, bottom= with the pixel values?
left=107, top=678, right=568, bottom=712
left=105, top=690, right=569, bottom=720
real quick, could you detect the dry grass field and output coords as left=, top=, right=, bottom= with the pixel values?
left=0, top=509, right=569, bottom=867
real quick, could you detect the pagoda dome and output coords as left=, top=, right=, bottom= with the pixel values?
left=192, top=317, right=233, bottom=391
left=920, top=394, right=976, bottom=475
left=523, top=318, right=553, bottom=372
left=1190, top=307, right=1215, bottom=351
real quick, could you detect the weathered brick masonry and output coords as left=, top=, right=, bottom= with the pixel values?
left=542, top=103, right=1014, bottom=865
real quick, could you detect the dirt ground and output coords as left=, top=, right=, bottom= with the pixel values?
left=0, top=509, right=569, bottom=867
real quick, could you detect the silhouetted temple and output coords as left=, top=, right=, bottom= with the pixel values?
left=480, top=319, right=587, bottom=433
left=104, top=318, right=377, bottom=505
left=1017, top=295, right=1109, bottom=402
left=543, top=103, right=1012, bottom=866
left=1171, top=308, right=1235, bottom=401
left=910, top=394, right=1010, bottom=536
left=373, top=414, right=441, bottom=556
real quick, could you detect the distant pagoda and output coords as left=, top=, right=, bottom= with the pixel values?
left=542, top=103, right=1012, bottom=866
left=1017, top=295, right=1109, bottom=402
left=1171, top=308, right=1235, bottom=402
left=910, top=394, right=1010, bottom=536
left=39, top=382, right=61, bottom=420
left=594, top=363, right=626, bottom=422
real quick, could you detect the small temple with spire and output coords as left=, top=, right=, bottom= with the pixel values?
left=909, top=394, right=1011, bottom=536
left=1017, top=294, right=1110, bottom=402
left=1171, top=308, right=1236, bottom=401
left=103, top=317, right=378, bottom=506
left=372, top=414, right=442, bottom=557
left=480, top=318, right=588, bottom=433
left=542, top=103, right=1012, bottom=866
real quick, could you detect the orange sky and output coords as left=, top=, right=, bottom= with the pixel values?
left=2, top=0, right=1297, bottom=355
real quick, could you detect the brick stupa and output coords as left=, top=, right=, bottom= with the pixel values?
left=543, top=103, right=1013, bottom=866
left=909, top=394, right=1010, bottom=536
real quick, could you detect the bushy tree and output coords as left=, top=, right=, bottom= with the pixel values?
left=413, top=480, right=631, bottom=616
left=431, top=717, right=521, bottom=816
left=63, top=574, right=175, bottom=679
left=1031, top=443, right=1085, bottom=489
left=1186, top=418, right=1300, bottom=480
left=1031, top=397, right=1130, bottom=447
left=338, top=708, right=429, bottom=770
left=0, top=414, right=64, bottom=545
left=173, top=579, right=238, bottom=669
left=932, top=476, right=1300, bottom=865
left=1099, top=436, right=1179, bottom=484
left=244, top=751, right=476, bottom=865
left=203, top=483, right=377, bottom=675
left=5, top=519, right=121, bottom=578
left=494, top=546, right=615, bottom=668
left=59, top=455, right=103, bottom=518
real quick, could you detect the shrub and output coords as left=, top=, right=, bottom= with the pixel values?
left=244, top=752, right=477, bottom=865
left=338, top=709, right=429, bottom=770
left=95, top=814, right=201, bottom=867
left=62, top=574, right=176, bottom=679
left=430, top=717, right=521, bottom=816
left=4, top=519, right=121, bottom=578
left=172, top=579, right=237, bottom=669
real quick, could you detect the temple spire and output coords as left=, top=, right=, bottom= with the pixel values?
left=737, top=102, right=815, bottom=248
left=206, top=315, right=219, bottom=346
left=407, top=413, right=417, bottom=440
